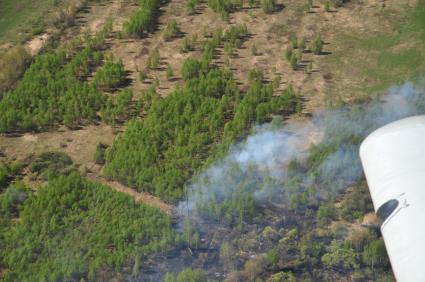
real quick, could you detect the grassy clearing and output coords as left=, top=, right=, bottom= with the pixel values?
left=0, top=0, right=57, bottom=44
left=323, top=1, right=425, bottom=103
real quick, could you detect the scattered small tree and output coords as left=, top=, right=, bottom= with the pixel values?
left=139, top=70, right=147, bottom=82
left=166, top=63, right=174, bottom=80
left=148, top=48, right=160, bottom=69
left=285, top=45, right=293, bottom=61
left=299, top=37, right=306, bottom=51
left=325, top=1, right=331, bottom=12
left=251, top=44, right=258, bottom=55
left=273, top=75, right=281, bottom=89
left=312, top=35, right=323, bottom=55
left=163, top=20, right=181, bottom=41
left=186, top=0, right=199, bottom=14
left=306, top=0, right=313, bottom=11
left=261, top=0, right=276, bottom=13
left=291, top=36, right=298, bottom=49
left=290, top=53, right=298, bottom=70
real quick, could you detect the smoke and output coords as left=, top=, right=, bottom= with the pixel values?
left=179, top=82, right=425, bottom=218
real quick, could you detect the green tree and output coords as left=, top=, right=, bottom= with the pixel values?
left=261, top=0, right=275, bottom=13
left=312, top=35, right=323, bottom=55
left=148, top=48, right=161, bottom=69
left=322, top=240, right=358, bottom=271
left=362, top=238, right=389, bottom=270
left=163, top=20, right=181, bottom=41
left=94, top=143, right=109, bottom=165
left=181, top=58, right=201, bottom=80
left=290, top=53, right=298, bottom=70
left=166, top=63, right=174, bottom=80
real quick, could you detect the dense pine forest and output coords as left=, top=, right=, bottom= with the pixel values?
left=0, top=0, right=424, bottom=281
left=0, top=168, right=173, bottom=281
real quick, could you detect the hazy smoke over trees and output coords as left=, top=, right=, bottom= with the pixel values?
left=180, top=82, right=425, bottom=220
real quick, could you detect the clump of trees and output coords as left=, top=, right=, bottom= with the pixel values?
left=207, top=0, right=243, bottom=20
left=103, top=24, right=297, bottom=201
left=29, top=151, right=74, bottom=180
left=0, top=26, right=125, bottom=132
left=123, top=0, right=161, bottom=38
left=101, top=88, right=135, bottom=126
left=93, top=56, right=126, bottom=91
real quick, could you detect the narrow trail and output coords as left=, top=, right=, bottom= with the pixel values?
left=87, top=173, right=174, bottom=215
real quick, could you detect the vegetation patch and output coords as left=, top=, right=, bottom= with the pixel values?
left=0, top=172, right=173, bottom=281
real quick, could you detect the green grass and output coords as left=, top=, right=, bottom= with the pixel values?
left=323, top=1, right=425, bottom=102
left=0, top=0, right=58, bottom=44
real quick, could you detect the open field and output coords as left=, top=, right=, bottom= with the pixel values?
left=0, top=0, right=54, bottom=45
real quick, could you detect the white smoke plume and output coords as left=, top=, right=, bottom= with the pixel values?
left=179, top=82, right=425, bottom=217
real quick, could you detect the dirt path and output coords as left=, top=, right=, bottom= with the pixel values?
left=87, top=173, right=173, bottom=215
